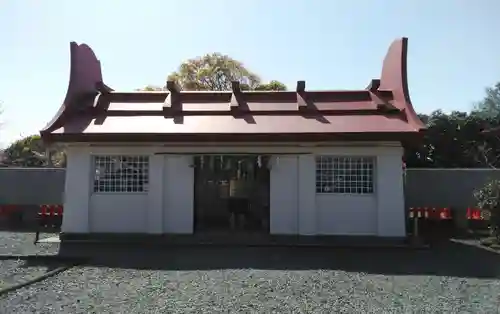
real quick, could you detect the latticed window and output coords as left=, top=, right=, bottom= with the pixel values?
left=315, top=156, right=375, bottom=194
left=93, top=155, right=149, bottom=193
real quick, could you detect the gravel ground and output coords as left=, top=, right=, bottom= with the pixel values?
left=0, top=259, right=65, bottom=290
left=1, top=244, right=500, bottom=313
left=0, top=232, right=59, bottom=256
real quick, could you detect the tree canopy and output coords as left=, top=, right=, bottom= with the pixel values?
left=404, top=110, right=500, bottom=168
left=1, top=135, right=66, bottom=168
left=404, top=82, right=500, bottom=168
left=141, top=52, right=287, bottom=91
left=474, top=82, right=500, bottom=118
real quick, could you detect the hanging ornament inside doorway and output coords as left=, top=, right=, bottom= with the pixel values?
left=224, top=156, right=232, bottom=171
left=209, top=156, right=215, bottom=171
left=199, top=156, right=205, bottom=170
left=247, top=157, right=254, bottom=176
left=237, top=159, right=242, bottom=179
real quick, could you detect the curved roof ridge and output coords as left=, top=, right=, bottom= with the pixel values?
left=379, top=38, right=426, bottom=131
left=40, top=42, right=103, bottom=134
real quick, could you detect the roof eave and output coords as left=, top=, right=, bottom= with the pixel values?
left=41, top=131, right=424, bottom=145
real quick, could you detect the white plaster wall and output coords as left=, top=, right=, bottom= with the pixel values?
left=89, top=194, right=148, bottom=233
left=310, top=146, right=405, bottom=236
left=61, top=142, right=405, bottom=237
left=316, top=195, right=377, bottom=235
left=61, top=146, right=164, bottom=234
left=259, top=145, right=404, bottom=236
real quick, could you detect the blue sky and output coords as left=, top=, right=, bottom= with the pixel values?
left=0, top=1, right=498, bottom=147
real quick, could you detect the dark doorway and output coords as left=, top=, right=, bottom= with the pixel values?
left=193, top=155, right=271, bottom=234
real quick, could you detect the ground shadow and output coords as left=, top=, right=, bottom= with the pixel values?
left=0, top=226, right=38, bottom=233
left=0, top=219, right=61, bottom=233
left=18, top=259, right=65, bottom=273
left=20, top=240, right=500, bottom=279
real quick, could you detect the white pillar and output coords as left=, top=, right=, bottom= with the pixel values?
left=163, top=155, right=194, bottom=234
left=61, top=147, right=90, bottom=233
left=147, top=154, right=164, bottom=233
left=298, top=155, right=317, bottom=235
left=376, top=149, right=406, bottom=237
left=269, top=156, right=299, bottom=234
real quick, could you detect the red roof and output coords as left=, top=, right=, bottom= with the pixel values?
left=40, top=38, right=425, bottom=143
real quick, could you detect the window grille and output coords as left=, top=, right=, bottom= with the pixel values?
left=93, top=155, right=149, bottom=193
left=315, top=156, right=374, bottom=194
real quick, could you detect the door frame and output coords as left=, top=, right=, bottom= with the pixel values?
left=191, top=154, right=272, bottom=234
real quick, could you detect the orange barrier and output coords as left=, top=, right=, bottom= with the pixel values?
left=409, top=207, right=425, bottom=218
left=466, top=208, right=483, bottom=220
left=35, top=205, right=63, bottom=244
left=408, top=207, right=456, bottom=241
left=409, top=207, right=452, bottom=220
left=427, top=207, right=442, bottom=220
left=39, top=205, right=47, bottom=215
left=38, top=205, right=64, bottom=217
left=440, top=208, right=452, bottom=220
left=411, top=207, right=484, bottom=220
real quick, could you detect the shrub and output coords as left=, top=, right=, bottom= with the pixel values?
left=474, top=179, right=500, bottom=240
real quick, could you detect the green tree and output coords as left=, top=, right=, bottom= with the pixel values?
left=404, top=110, right=500, bottom=168
left=474, top=82, right=500, bottom=118
left=140, top=53, right=286, bottom=91
left=254, top=80, right=287, bottom=91
left=2, top=135, right=66, bottom=167
left=140, top=85, right=165, bottom=91
left=474, top=179, right=500, bottom=241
